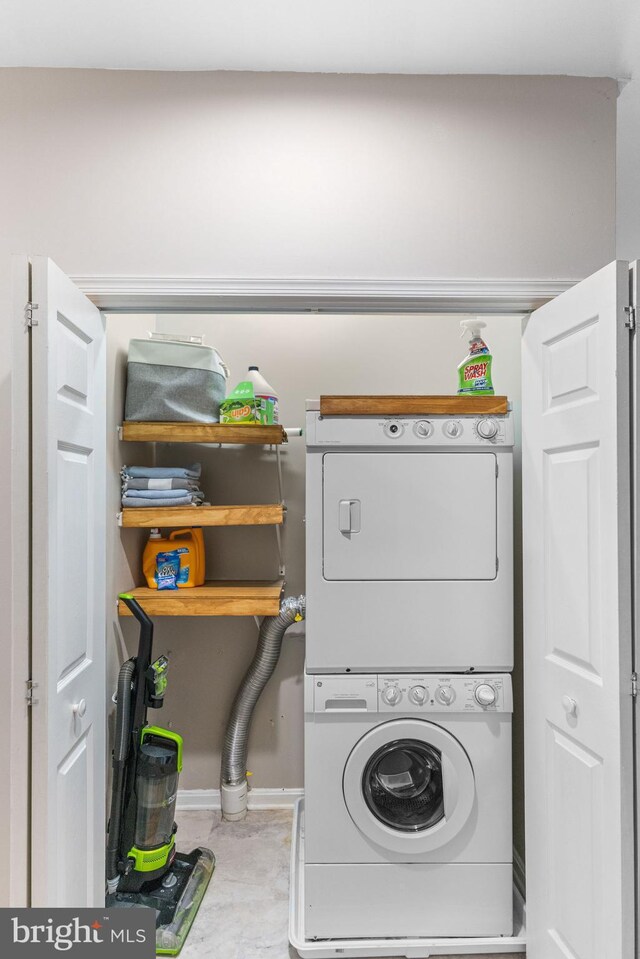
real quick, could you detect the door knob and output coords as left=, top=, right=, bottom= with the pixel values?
left=72, top=699, right=87, bottom=718
left=561, top=695, right=577, bottom=718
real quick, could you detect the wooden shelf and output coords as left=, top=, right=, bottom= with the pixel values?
left=319, top=395, right=509, bottom=416
left=118, top=580, right=285, bottom=617
left=121, top=422, right=287, bottom=445
left=119, top=504, right=284, bottom=528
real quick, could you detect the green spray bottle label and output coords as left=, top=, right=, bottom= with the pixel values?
left=457, top=320, right=494, bottom=395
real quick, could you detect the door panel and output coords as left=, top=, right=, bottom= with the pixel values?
left=323, top=452, right=497, bottom=580
left=31, top=257, right=106, bottom=907
left=543, top=443, right=602, bottom=679
left=523, top=260, right=634, bottom=959
left=547, top=724, right=603, bottom=959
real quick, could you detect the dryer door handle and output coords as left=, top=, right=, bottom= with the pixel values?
left=339, top=499, right=361, bottom=534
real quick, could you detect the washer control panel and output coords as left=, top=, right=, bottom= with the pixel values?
left=307, top=411, right=514, bottom=448
left=311, top=674, right=512, bottom=713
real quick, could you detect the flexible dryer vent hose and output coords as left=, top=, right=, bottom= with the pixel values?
left=221, top=595, right=305, bottom=821
left=106, top=658, right=136, bottom=891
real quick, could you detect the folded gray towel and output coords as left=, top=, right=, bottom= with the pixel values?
left=123, top=477, right=201, bottom=491
left=122, top=493, right=204, bottom=508
left=121, top=488, right=195, bottom=501
left=122, top=463, right=201, bottom=480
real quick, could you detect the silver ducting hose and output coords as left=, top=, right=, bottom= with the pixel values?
left=221, top=595, right=305, bottom=821
left=106, top=658, right=135, bottom=891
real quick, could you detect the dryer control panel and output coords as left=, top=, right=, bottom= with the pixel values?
left=305, top=410, right=514, bottom=448
left=311, top=673, right=513, bottom=714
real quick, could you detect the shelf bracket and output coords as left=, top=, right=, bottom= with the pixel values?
left=117, top=512, right=123, bottom=527
left=274, top=522, right=286, bottom=578
left=275, top=445, right=284, bottom=505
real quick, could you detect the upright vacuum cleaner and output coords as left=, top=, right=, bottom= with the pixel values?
left=107, top=594, right=215, bottom=956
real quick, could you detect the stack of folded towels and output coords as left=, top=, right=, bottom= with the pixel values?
left=121, top=463, right=206, bottom=509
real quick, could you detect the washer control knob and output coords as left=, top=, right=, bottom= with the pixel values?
left=381, top=685, right=402, bottom=706
left=477, top=418, right=499, bottom=440
left=435, top=685, right=456, bottom=706
left=408, top=685, right=428, bottom=705
left=413, top=420, right=433, bottom=439
left=474, top=683, right=497, bottom=707
left=443, top=420, right=462, bottom=439
left=384, top=420, right=404, bottom=439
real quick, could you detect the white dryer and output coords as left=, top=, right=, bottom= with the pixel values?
left=303, top=671, right=513, bottom=940
left=305, top=404, right=514, bottom=672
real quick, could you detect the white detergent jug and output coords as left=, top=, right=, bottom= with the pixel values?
left=245, top=366, right=280, bottom=424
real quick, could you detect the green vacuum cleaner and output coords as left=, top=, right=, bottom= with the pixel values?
left=106, top=594, right=215, bottom=956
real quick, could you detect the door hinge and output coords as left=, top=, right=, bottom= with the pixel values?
left=495, top=461, right=499, bottom=478
left=624, top=305, right=636, bottom=333
left=25, top=301, right=39, bottom=327
left=25, top=679, right=39, bottom=707
left=632, top=673, right=638, bottom=698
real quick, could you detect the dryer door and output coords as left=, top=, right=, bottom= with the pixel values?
left=343, top=719, right=475, bottom=854
left=322, top=451, right=497, bottom=581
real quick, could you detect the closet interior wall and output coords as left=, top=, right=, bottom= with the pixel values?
left=116, top=311, right=524, bottom=861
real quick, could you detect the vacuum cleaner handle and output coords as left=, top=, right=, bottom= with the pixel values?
left=119, top=593, right=156, bottom=726
left=119, top=593, right=153, bottom=631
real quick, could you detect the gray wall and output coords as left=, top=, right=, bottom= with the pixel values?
left=1, top=68, right=618, bottom=894
left=146, top=312, right=525, bottom=855
left=617, top=15, right=640, bottom=261
left=0, top=70, right=616, bottom=282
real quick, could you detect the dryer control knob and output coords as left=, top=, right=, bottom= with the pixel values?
left=381, top=685, right=402, bottom=706
left=408, top=685, right=428, bottom=705
left=477, top=418, right=498, bottom=439
left=443, top=420, right=463, bottom=439
left=435, top=685, right=456, bottom=706
left=474, top=683, right=497, bottom=707
left=413, top=420, right=433, bottom=439
left=383, top=420, right=404, bottom=438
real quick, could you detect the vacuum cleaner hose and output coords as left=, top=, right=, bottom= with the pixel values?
left=221, top=596, right=305, bottom=820
left=106, top=658, right=136, bottom=890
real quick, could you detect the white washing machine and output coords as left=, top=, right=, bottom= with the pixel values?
left=303, top=671, right=513, bottom=940
left=305, top=404, right=514, bottom=673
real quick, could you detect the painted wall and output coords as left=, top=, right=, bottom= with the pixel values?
left=0, top=70, right=616, bottom=282
left=617, top=5, right=640, bottom=261
left=145, top=312, right=525, bottom=855
left=0, top=68, right=620, bottom=897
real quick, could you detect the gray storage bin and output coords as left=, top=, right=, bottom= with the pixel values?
left=125, top=336, right=229, bottom=423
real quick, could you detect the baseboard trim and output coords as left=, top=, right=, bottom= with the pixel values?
left=513, top=846, right=526, bottom=898
left=177, top=787, right=304, bottom=811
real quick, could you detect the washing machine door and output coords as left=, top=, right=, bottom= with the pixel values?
left=342, top=719, right=475, bottom=854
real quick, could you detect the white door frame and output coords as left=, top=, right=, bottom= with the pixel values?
left=0, top=256, right=31, bottom=907
left=70, top=275, right=576, bottom=314
left=1, top=268, right=575, bottom=909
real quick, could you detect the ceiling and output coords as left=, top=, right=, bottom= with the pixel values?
left=0, top=0, right=636, bottom=77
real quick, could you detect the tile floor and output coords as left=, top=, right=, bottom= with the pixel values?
left=176, top=808, right=524, bottom=959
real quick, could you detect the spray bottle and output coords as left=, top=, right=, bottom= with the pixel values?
left=457, top=319, right=494, bottom=395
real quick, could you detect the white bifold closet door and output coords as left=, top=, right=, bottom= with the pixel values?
left=522, top=260, right=636, bottom=959
left=30, top=257, right=106, bottom=906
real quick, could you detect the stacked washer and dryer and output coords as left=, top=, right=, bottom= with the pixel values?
left=301, top=399, right=515, bottom=943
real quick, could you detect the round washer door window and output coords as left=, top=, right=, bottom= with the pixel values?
left=343, top=719, right=475, bottom=855
left=363, top=739, right=444, bottom=832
